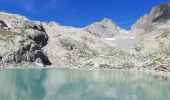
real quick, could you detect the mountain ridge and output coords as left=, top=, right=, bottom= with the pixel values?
left=0, top=3, right=169, bottom=71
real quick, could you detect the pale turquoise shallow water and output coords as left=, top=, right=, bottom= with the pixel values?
left=0, top=69, right=170, bottom=100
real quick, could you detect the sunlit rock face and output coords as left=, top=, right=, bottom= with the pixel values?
left=84, top=18, right=124, bottom=38
left=152, top=3, right=170, bottom=23
left=131, top=3, right=170, bottom=33
left=0, top=11, right=51, bottom=66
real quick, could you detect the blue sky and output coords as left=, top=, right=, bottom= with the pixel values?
left=0, top=0, right=169, bottom=29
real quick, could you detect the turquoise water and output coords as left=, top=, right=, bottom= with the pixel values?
left=0, top=69, right=170, bottom=100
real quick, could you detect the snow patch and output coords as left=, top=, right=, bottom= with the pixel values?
left=105, top=37, right=135, bottom=41
left=105, top=38, right=116, bottom=41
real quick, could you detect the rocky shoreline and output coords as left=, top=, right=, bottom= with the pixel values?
left=1, top=66, right=170, bottom=79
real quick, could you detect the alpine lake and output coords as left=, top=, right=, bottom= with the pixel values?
left=0, top=68, right=170, bottom=100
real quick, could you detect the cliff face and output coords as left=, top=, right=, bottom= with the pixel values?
left=0, top=3, right=169, bottom=70
left=0, top=12, right=51, bottom=67
left=131, top=3, right=170, bottom=33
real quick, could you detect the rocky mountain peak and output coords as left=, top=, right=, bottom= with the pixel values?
left=131, top=3, right=170, bottom=33
left=84, top=18, right=122, bottom=38
left=101, top=18, right=116, bottom=25
left=152, top=3, right=170, bottom=22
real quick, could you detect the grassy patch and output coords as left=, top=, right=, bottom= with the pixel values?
left=0, top=29, right=22, bottom=37
left=59, top=39, right=74, bottom=50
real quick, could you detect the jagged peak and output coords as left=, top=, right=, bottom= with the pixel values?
left=152, top=2, right=170, bottom=22
left=89, top=18, right=117, bottom=27
left=84, top=18, right=124, bottom=38
left=131, top=2, right=170, bottom=32
left=47, top=21, right=61, bottom=27
left=101, top=18, right=116, bottom=24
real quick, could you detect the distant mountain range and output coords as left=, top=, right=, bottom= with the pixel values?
left=0, top=3, right=169, bottom=71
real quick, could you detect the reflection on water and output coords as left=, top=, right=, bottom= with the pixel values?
left=0, top=69, right=170, bottom=100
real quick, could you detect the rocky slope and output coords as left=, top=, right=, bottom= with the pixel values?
left=42, top=21, right=139, bottom=69
left=132, top=3, right=170, bottom=71
left=0, top=3, right=169, bottom=71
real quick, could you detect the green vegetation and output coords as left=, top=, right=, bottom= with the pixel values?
left=59, top=39, right=74, bottom=50
left=65, top=52, right=72, bottom=60
left=0, top=29, right=21, bottom=37
left=0, top=29, right=22, bottom=42
left=19, top=37, right=30, bottom=44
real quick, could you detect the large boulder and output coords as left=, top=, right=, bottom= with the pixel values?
left=23, top=21, right=48, bottom=47
left=24, top=29, right=48, bottom=47
left=24, top=21, right=46, bottom=32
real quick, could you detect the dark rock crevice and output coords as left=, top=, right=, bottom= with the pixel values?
left=153, top=3, right=170, bottom=23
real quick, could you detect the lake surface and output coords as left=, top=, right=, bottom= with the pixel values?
left=0, top=69, right=170, bottom=100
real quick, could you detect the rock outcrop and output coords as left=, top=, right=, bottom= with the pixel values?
left=2, top=41, right=51, bottom=65
left=23, top=21, right=48, bottom=47
left=0, top=12, right=51, bottom=67
left=0, top=20, right=8, bottom=28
